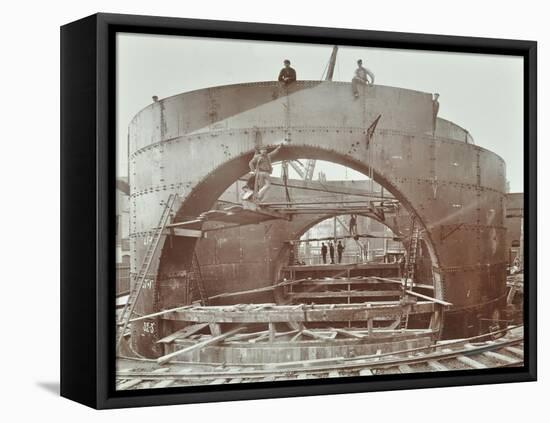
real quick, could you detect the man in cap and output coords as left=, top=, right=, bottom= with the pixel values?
left=337, top=240, right=345, bottom=264
left=352, top=59, right=375, bottom=98
left=278, top=59, right=297, bottom=84
left=329, top=241, right=335, bottom=264
left=248, top=143, right=284, bottom=201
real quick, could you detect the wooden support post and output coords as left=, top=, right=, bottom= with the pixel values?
left=367, top=318, right=373, bottom=336
left=290, top=331, right=302, bottom=342
left=209, top=323, right=221, bottom=337
left=268, top=323, right=275, bottom=343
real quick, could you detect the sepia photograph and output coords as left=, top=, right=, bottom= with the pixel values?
left=114, top=32, right=525, bottom=390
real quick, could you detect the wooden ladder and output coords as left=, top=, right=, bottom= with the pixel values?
left=405, top=218, right=421, bottom=291
left=116, top=194, right=178, bottom=350
left=191, top=252, right=209, bottom=305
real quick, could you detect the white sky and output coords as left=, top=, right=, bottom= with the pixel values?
left=116, top=33, right=524, bottom=192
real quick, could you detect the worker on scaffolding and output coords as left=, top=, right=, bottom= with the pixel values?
left=241, top=173, right=256, bottom=200
left=329, top=241, right=335, bottom=264
left=247, top=142, right=284, bottom=201
left=321, top=242, right=328, bottom=264
left=398, top=254, right=406, bottom=278
left=337, top=240, right=345, bottom=264
left=278, top=59, right=296, bottom=85
left=288, top=241, right=296, bottom=266
left=352, top=59, right=375, bottom=98
left=349, top=214, right=358, bottom=237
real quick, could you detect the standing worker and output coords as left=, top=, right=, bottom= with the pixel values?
left=352, top=59, right=375, bottom=98
left=288, top=241, right=295, bottom=266
left=349, top=214, right=358, bottom=237
left=329, top=241, right=335, bottom=264
left=278, top=59, right=297, bottom=85
left=337, top=241, right=345, bottom=264
left=321, top=242, right=328, bottom=264
left=241, top=173, right=256, bottom=201
left=248, top=143, right=284, bottom=201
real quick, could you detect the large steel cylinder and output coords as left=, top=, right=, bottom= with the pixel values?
left=128, top=81, right=507, bottom=356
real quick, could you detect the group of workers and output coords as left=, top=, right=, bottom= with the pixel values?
left=320, top=241, right=345, bottom=264
left=277, top=58, right=375, bottom=95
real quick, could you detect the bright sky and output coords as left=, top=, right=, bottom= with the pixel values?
left=116, top=33, right=524, bottom=191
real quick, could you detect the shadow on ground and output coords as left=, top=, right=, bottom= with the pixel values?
left=36, top=381, right=60, bottom=396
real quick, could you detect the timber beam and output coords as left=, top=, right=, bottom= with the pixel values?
left=157, top=302, right=436, bottom=323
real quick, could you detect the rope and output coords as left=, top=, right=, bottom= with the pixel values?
left=282, top=162, right=292, bottom=203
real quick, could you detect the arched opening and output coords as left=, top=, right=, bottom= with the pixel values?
left=160, top=146, right=440, bottom=285
left=156, top=147, right=442, bottom=325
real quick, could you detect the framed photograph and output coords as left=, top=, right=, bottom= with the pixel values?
left=60, top=13, right=536, bottom=409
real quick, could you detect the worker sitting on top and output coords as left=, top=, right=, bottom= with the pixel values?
left=352, top=59, right=375, bottom=98
left=278, top=59, right=297, bottom=85
left=247, top=143, right=284, bottom=201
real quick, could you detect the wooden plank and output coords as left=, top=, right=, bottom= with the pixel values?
left=427, top=360, right=448, bottom=371
left=302, top=329, right=336, bottom=341
left=164, top=302, right=436, bottom=323
left=209, top=378, right=227, bottom=385
left=387, top=317, right=402, bottom=330
left=300, top=278, right=401, bottom=286
left=157, top=327, right=246, bottom=365
left=130, top=305, right=193, bottom=323
left=330, top=328, right=366, bottom=339
left=482, top=351, right=518, bottom=364
left=283, top=263, right=399, bottom=272
left=405, top=290, right=453, bottom=307
left=398, top=364, right=413, bottom=373
left=166, top=219, right=204, bottom=229
left=166, top=228, right=203, bottom=238
left=225, top=330, right=269, bottom=342
left=248, top=333, right=269, bottom=344
left=290, top=331, right=302, bottom=342
left=289, top=290, right=402, bottom=299
left=153, top=379, right=177, bottom=388
left=367, top=319, right=373, bottom=336
left=505, top=346, right=524, bottom=357
left=117, top=378, right=143, bottom=390
left=156, top=323, right=209, bottom=344
left=456, top=355, right=488, bottom=369
left=209, top=323, right=221, bottom=337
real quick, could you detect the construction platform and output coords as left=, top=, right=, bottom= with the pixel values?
left=167, top=203, right=290, bottom=232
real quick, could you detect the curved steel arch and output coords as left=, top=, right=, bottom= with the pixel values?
left=128, top=81, right=507, bottom=356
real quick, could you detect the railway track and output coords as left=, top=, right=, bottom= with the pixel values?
left=116, top=326, right=524, bottom=390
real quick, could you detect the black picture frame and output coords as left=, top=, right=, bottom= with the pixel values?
left=60, top=12, right=537, bottom=409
